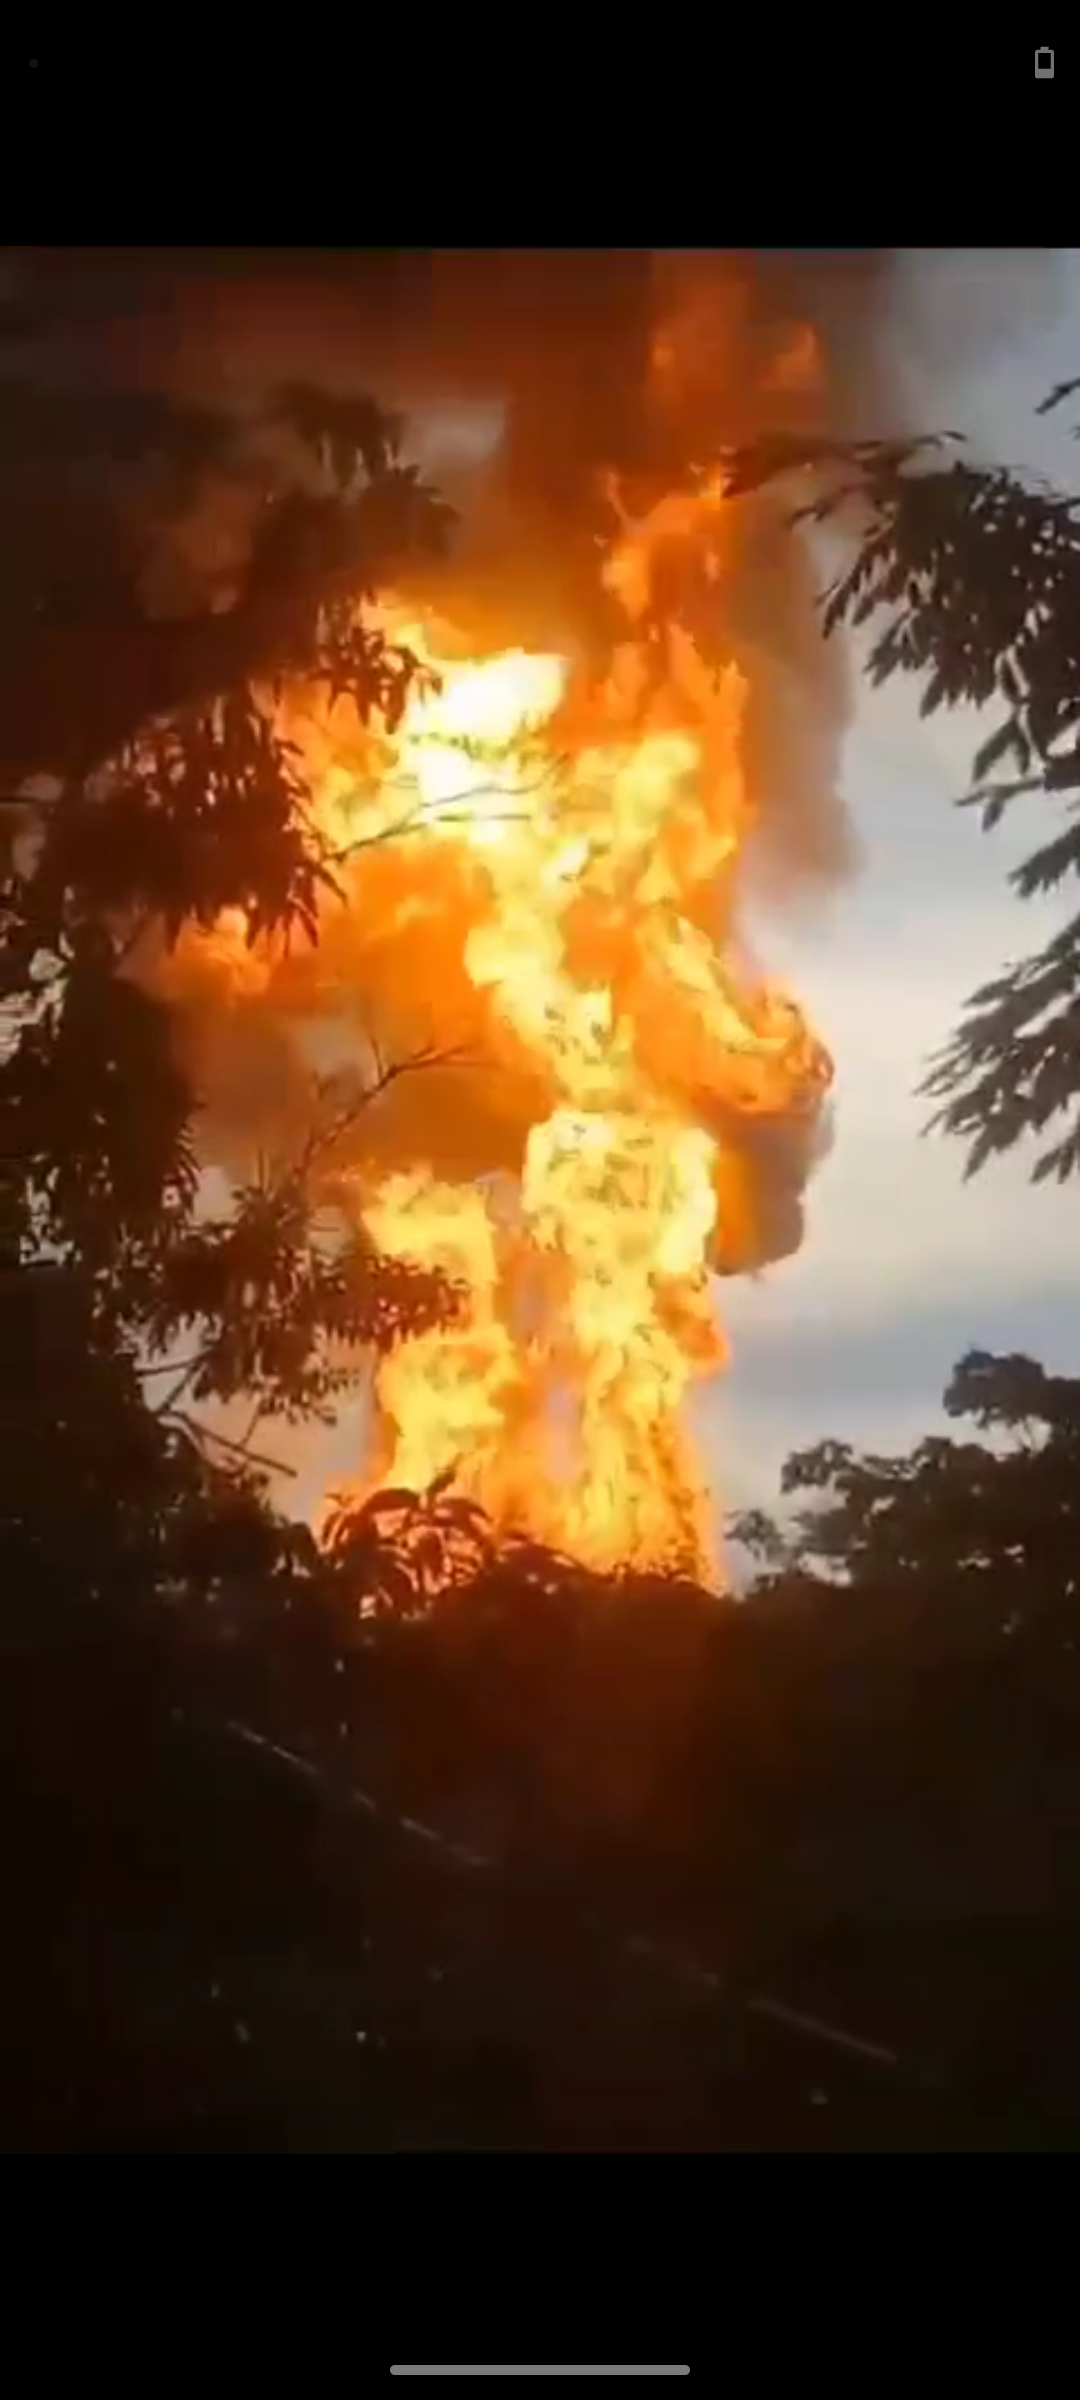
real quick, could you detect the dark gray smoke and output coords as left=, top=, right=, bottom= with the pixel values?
left=1, top=247, right=898, bottom=895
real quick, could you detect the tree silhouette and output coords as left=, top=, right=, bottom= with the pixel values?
left=732, top=1345, right=1080, bottom=1669
left=1, top=372, right=458, bottom=1615
left=727, top=385, right=1080, bottom=1183
left=724, top=1348, right=1080, bottom=2131
left=324, top=1471, right=494, bottom=1618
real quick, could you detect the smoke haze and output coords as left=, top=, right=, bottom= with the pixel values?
left=10, top=246, right=1057, bottom=906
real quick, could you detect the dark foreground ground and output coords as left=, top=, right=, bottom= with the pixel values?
left=0, top=1712, right=922, bottom=2154
left=3, top=1648, right=1078, bottom=2154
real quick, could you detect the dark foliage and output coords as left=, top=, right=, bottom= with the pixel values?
left=733, top=1344, right=1080, bottom=1630
left=2, top=370, right=459, bottom=1620
left=727, top=389, right=1080, bottom=1183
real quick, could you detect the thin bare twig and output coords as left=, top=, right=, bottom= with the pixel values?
left=164, top=1405, right=296, bottom=1481
left=152, top=1356, right=206, bottom=1418
left=236, top=1396, right=267, bottom=1456
left=326, top=757, right=560, bottom=865
left=139, top=1351, right=204, bottom=1383
left=295, top=1040, right=477, bottom=1176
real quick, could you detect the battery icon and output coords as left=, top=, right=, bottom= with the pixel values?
left=1035, top=45, right=1054, bottom=73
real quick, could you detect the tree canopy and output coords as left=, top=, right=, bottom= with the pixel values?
left=729, top=381, right=1080, bottom=1184
left=1, top=375, right=459, bottom=1615
left=733, top=1345, right=1080, bottom=1644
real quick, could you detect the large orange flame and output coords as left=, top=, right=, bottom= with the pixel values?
left=158, top=466, right=832, bottom=1587
left=227, top=473, right=831, bottom=1588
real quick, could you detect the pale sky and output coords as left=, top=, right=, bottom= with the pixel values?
left=711, top=249, right=1080, bottom=1515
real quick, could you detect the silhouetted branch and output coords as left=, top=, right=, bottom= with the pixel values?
left=163, top=1405, right=296, bottom=1482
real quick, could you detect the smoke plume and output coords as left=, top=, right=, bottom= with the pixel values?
left=2, top=247, right=904, bottom=906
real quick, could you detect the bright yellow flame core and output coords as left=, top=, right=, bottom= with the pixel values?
left=280, top=545, right=832, bottom=1588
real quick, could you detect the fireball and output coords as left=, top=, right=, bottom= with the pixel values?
left=166, top=457, right=832, bottom=1588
